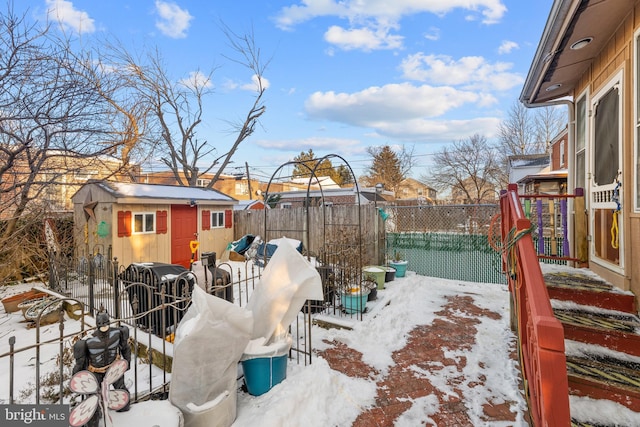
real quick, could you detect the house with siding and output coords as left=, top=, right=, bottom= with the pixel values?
left=71, top=181, right=237, bottom=268
left=515, top=128, right=569, bottom=195
left=142, top=171, right=265, bottom=201
left=520, top=0, right=640, bottom=298
left=395, top=178, right=437, bottom=204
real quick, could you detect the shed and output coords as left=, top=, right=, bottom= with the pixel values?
left=72, top=181, right=237, bottom=268
left=234, top=199, right=267, bottom=210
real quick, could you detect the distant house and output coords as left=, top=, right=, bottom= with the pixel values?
left=0, top=152, right=138, bottom=219
left=507, top=154, right=550, bottom=194
left=142, top=171, right=264, bottom=201
left=71, top=181, right=237, bottom=268
left=395, top=178, right=437, bottom=204
left=517, top=128, right=568, bottom=195
left=450, top=177, right=498, bottom=204
left=272, top=186, right=360, bottom=208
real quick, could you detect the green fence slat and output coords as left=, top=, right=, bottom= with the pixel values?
left=387, top=232, right=506, bottom=284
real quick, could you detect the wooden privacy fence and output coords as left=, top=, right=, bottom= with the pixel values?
left=500, top=183, right=570, bottom=426
left=234, top=205, right=384, bottom=265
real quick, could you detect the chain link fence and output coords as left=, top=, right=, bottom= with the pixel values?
left=383, top=205, right=506, bottom=284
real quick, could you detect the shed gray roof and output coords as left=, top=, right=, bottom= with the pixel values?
left=508, top=154, right=550, bottom=168
left=88, top=181, right=236, bottom=203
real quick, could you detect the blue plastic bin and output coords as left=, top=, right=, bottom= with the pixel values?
left=241, top=354, right=288, bottom=396
left=241, top=336, right=291, bottom=396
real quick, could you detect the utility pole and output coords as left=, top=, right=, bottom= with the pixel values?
left=245, top=162, right=253, bottom=200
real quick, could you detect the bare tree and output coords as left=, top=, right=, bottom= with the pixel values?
left=0, top=7, right=132, bottom=280
left=497, top=101, right=565, bottom=155
left=361, top=145, right=415, bottom=192
left=494, top=101, right=566, bottom=188
left=108, top=25, right=268, bottom=187
left=534, top=104, right=566, bottom=152
left=423, top=134, right=500, bottom=204
left=496, top=101, right=538, bottom=155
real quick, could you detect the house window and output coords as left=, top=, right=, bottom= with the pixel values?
left=559, top=141, right=565, bottom=167
left=196, top=179, right=210, bottom=187
left=211, top=211, right=225, bottom=228
left=74, top=170, right=98, bottom=181
left=133, top=212, right=155, bottom=234
left=281, top=203, right=292, bottom=209
left=235, top=182, right=248, bottom=195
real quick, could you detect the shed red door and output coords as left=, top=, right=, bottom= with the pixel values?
left=171, top=205, right=197, bottom=268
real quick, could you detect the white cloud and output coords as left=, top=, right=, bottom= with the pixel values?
left=324, top=25, right=403, bottom=51
left=240, top=75, right=271, bottom=91
left=306, top=83, right=494, bottom=123
left=274, top=0, right=507, bottom=30
left=302, top=82, right=505, bottom=141
left=179, top=71, right=213, bottom=90
left=372, top=117, right=503, bottom=141
left=399, top=53, right=523, bottom=91
left=498, top=40, right=519, bottom=55
left=155, top=1, right=193, bottom=39
left=424, top=27, right=440, bottom=41
left=45, top=0, right=95, bottom=34
left=256, top=136, right=362, bottom=154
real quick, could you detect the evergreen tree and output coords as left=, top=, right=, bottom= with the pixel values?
left=291, top=149, right=350, bottom=185
left=361, top=145, right=407, bottom=192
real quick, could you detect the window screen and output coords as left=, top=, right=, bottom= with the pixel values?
left=593, top=87, right=619, bottom=186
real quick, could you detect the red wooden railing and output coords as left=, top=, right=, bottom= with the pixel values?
left=500, top=184, right=570, bottom=426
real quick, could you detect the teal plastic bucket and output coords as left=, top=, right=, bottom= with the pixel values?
left=363, top=266, right=386, bottom=290
left=242, top=354, right=288, bottom=396
left=342, top=291, right=369, bottom=314
left=389, top=261, right=408, bottom=277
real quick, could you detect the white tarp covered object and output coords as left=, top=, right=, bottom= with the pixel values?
left=169, top=286, right=253, bottom=427
left=170, top=237, right=323, bottom=426
left=245, top=237, right=323, bottom=346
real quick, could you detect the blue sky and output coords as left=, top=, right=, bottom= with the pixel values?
left=15, top=0, right=553, bottom=182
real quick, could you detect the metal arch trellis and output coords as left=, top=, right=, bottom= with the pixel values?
left=262, top=155, right=366, bottom=333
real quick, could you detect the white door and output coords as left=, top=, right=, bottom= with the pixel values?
left=589, top=72, right=623, bottom=273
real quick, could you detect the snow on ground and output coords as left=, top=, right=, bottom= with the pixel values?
left=2, top=264, right=640, bottom=426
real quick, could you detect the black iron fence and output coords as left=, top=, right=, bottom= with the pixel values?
left=0, top=253, right=318, bottom=406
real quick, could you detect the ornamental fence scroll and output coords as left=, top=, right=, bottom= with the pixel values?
left=0, top=253, right=314, bottom=406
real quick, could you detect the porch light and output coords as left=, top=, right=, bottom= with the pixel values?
left=570, top=37, right=593, bottom=50
left=546, top=83, right=562, bottom=92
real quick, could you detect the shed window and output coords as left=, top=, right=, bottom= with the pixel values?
left=133, top=212, right=155, bottom=234
left=211, top=211, right=225, bottom=228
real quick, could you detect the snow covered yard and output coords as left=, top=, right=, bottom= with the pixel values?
left=2, top=264, right=640, bottom=426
